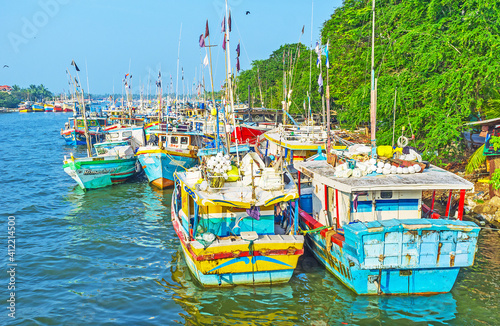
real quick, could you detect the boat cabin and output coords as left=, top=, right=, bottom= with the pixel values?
left=105, top=126, right=146, bottom=151
left=296, top=160, right=473, bottom=229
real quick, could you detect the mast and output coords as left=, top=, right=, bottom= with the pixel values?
left=205, top=20, right=219, bottom=150
left=224, top=0, right=237, bottom=151
left=370, top=0, right=377, bottom=156
left=224, top=0, right=240, bottom=163
left=175, top=23, right=182, bottom=116
left=72, top=61, right=92, bottom=157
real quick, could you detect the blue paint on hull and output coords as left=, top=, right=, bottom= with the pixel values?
left=138, top=152, right=197, bottom=185
left=180, top=244, right=294, bottom=287
left=300, top=218, right=480, bottom=295
left=62, top=130, right=103, bottom=146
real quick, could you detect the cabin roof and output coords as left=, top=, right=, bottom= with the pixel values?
left=264, top=132, right=327, bottom=150
left=295, top=160, right=473, bottom=192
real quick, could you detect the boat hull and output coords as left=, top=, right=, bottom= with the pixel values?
left=171, top=201, right=303, bottom=287
left=63, top=157, right=137, bottom=190
left=298, top=208, right=480, bottom=295
left=232, top=125, right=267, bottom=145
left=137, top=150, right=197, bottom=189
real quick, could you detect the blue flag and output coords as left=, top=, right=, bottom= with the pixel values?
left=324, top=41, right=329, bottom=68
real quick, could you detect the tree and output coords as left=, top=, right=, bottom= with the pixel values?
left=320, top=0, right=500, bottom=160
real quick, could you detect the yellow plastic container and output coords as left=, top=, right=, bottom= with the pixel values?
left=377, top=145, right=393, bottom=158
left=227, top=165, right=240, bottom=182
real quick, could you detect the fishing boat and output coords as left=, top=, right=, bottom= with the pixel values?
left=63, top=141, right=138, bottom=190
left=293, top=0, right=480, bottom=295
left=172, top=152, right=304, bottom=286
left=61, top=116, right=108, bottom=146
left=231, top=107, right=280, bottom=144
left=19, top=102, right=32, bottom=113
left=295, top=156, right=480, bottom=295
left=255, top=125, right=345, bottom=166
left=53, top=103, right=63, bottom=112
left=136, top=129, right=209, bottom=189
left=62, top=102, right=74, bottom=112
left=44, top=103, right=54, bottom=112
left=32, top=103, right=44, bottom=112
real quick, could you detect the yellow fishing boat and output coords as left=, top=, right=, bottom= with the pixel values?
left=172, top=152, right=304, bottom=286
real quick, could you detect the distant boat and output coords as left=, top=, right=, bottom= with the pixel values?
left=44, top=103, right=54, bottom=112
left=32, top=103, right=44, bottom=112
left=62, top=103, right=74, bottom=112
left=53, top=103, right=63, bottom=112
left=19, top=102, right=32, bottom=113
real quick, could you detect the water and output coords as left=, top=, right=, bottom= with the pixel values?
left=0, top=112, right=498, bottom=325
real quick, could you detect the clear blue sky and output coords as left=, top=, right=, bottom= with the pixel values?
left=0, top=0, right=342, bottom=95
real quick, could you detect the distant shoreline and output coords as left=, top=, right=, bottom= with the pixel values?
left=0, top=107, right=19, bottom=113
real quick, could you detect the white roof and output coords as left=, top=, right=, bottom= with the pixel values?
left=295, top=160, right=473, bottom=193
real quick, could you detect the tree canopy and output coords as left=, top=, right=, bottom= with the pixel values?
left=235, top=0, right=500, bottom=161
left=0, top=84, right=54, bottom=108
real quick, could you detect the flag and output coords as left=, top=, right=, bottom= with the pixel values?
left=129, top=74, right=132, bottom=79
left=125, top=73, right=129, bottom=78
left=158, top=71, right=161, bottom=78
left=236, top=42, right=240, bottom=57
left=222, top=34, right=226, bottom=50
left=199, top=34, right=205, bottom=47
left=71, top=60, right=80, bottom=71
left=314, top=42, right=321, bottom=68
left=318, top=74, right=323, bottom=95
left=203, top=54, right=209, bottom=66
left=221, top=16, right=225, bottom=33
left=228, top=10, right=232, bottom=32
left=324, top=41, right=329, bottom=68
left=182, top=67, right=184, bottom=80
left=301, top=25, right=304, bottom=35
left=205, top=20, right=209, bottom=38
left=236, top=57, right=240, bottom=72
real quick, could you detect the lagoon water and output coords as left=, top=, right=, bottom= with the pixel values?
left=1, top=112, right=498, bottom=325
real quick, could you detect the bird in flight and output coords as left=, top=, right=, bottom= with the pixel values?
left=246, top=11, right=250, bottom=15
left=3, top=65, right=9, bottom=68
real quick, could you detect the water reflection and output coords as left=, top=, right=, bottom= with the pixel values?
left=159, top=246, right=461, bottom=325
left=158, top=250, right=300, bottom=325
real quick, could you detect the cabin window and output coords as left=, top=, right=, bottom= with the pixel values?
left=160, top=136, right=166, bottom=143
left=109, top=133, right=119, bottom=139
left=122, top=131, right=132, bottom=138
left=380, top=191, right=393, bottom=199
left=180, top=137, right=189, bottom=145
left=170, top=136, right=179, bottom=144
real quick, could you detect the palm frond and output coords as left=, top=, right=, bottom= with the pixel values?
left=465, top=144, right=486, bottom=174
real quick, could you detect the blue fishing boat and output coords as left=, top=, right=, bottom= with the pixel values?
left=295, top=159, right=480, bottom=295
left=136, top=130, right=209, bottom=189
left=61, top=116, right=108, bottom=146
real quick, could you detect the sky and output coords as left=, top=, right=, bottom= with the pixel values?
left=0, top=0, right=342, bottom=95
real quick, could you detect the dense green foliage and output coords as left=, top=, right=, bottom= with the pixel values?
left=236, top=0, right=500, bottom=161
left=0, top=92, right=20, bottom=108
left=0, top=84, right=54, bottom=107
